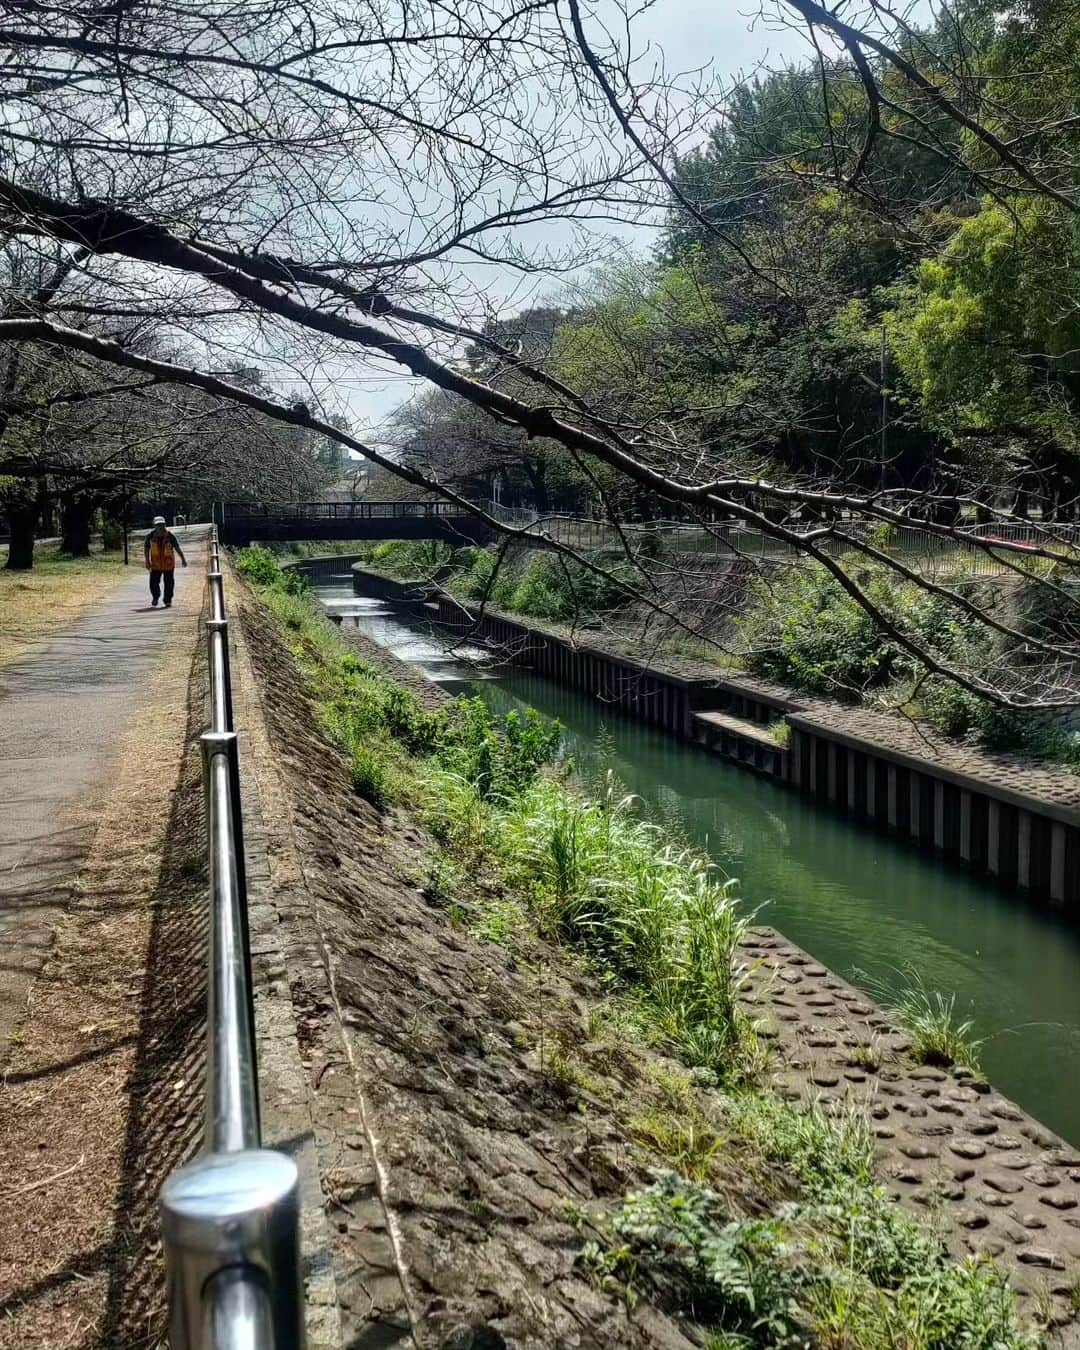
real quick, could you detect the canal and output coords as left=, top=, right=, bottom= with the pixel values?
left=317, top=580, right=1080, bottom=1144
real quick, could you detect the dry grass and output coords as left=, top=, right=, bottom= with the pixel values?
left=0, top=545, right=130, bottom=667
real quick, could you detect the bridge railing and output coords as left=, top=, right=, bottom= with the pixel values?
left=481, top=501, right=1080, bottom=576
left=158, top=525, right=305, bottom=1350
left=218, top=497, right=1080, bottom=578
left=223, top=499, right=464, bottom=521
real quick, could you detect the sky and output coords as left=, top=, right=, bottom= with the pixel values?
left=319, top=0, right=813, bottom=450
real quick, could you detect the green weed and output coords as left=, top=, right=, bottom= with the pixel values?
left=629, top=1111, right=723, bottom=1181
left=871, top=970, right=983, bottom=1071
left=846, top=1040, right=882, bottom=1072
left=604, top=1172, right=808, bottom=1346
left=234, top=543, right=283, bottom=585
left=348, top=743, right=391, bottom=807
left=593, top=1097, right=1034, bottom=1349
left=486, top=772, right=756, bottom=1079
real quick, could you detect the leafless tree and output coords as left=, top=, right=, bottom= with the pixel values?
left=0, top=0, right=1077, bottom=708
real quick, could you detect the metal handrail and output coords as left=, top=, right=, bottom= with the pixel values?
left=159, top=525, right=304, bottom=1350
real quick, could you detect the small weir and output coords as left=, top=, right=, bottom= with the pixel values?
left=312, top=572, right=1080, bottom=1145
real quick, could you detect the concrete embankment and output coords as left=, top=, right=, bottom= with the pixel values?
left=343, top=562, right=1080, bottom=908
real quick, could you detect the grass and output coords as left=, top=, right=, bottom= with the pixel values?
left=769, top=719, right=792, bottom=748
left=628, top=1109, right=723, bottom=1181
left=441, top=771, right=760, bottom=1081
left=585, top=1093, right=1037, bottom=1349
left=866, top=969, right=983, bottom=1072
left=896, top=992, right=982, bottom=1071
left=0, top=544, right=130, bottom=666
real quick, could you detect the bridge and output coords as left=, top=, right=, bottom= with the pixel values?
left=217, top=498, right=1080, bottom=578
left=217, top=499, right=498, bottom=547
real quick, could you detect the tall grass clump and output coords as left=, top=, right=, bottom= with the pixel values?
left=856, top=968, right=983, bottom=1072
left=890, top=982, right=983, bottom=1072
left=480, top=772, right=756, bottom=1078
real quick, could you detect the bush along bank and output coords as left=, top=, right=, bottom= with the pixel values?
left=735, top=557, right=1080, bottom=769
left=356, top=536, right=639, bottom=626
left=352, top=535, right=1080, bottom=770
left=237, top=546, right=1041, bottom=1350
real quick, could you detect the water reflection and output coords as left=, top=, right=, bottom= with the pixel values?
left=319, top=584, right=1080, bottom=1143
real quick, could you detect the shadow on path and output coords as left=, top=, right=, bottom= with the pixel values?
left=97, top=642, right=210, bottom=1348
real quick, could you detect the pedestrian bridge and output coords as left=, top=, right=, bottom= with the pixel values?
left=217, top=499, right=497, bottom=547
left=215, top=499, right=1067, bottom=579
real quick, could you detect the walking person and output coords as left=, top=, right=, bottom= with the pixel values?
left=143, top=516, right=187, bottom=607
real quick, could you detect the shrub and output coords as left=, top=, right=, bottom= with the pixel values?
left=369, top=538, right=452, bottom=576
left=738, top=566, right=895, bottom=698
left=235, top=544, right=282, bottom=585
left=281, top=567, right=310, bottom=596
left=101, top=515, right=125, bottom=550
left=509, top=552, right=572, bottom=620
left=505, top=549, right=635, bottom=622
left=453, top=546, right=517, bottom=607
left=436, top=697, right=561, bottom=797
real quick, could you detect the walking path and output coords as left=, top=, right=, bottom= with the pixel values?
left=0, top=528, right=207, bottom=1052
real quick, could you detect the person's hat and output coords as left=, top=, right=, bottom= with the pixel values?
left=153, top=515, right=166, bottom=525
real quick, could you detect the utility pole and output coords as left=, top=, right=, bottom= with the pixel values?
left=879, top=324, right=888, bottom=493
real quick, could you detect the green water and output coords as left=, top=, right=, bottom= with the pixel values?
left=318, top=582, right=1080, bottom=1143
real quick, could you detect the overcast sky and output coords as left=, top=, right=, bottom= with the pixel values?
left=302, top=1, right=812, bottom=450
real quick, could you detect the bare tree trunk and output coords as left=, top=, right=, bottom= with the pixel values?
left=60, top=494, right=95, bottom=557
left=4, top=501, right=37, bottom=570
left=522, top=459, right=551, bottom=513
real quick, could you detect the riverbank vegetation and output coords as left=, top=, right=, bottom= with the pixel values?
left=351, top=536, right=1080, bottom=769
left=239, top=548, right=1038, bottom=1348
left=357, top=538, right=639, bottom=626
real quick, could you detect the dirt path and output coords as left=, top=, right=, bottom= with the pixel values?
left=0, top=533, right=209, bottom=1348
left=0, top=529, right=206, bottom=1053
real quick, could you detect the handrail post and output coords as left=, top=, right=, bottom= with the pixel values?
left=208, top=570, right=226, bottom=622
left=160, top=1149, right=304, bottom=1350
